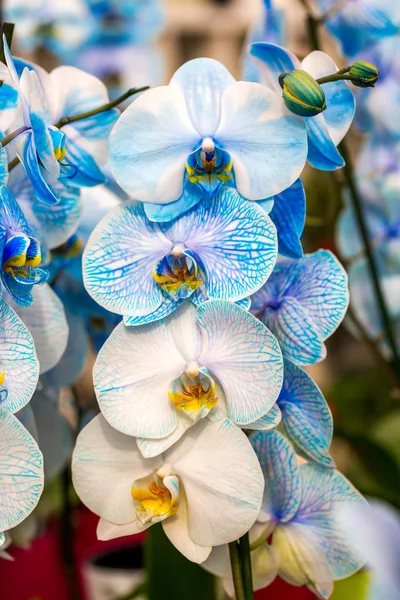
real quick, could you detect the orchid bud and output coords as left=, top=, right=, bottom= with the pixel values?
left=349, top=61, right=379, bottom=87
left=280, top=69, right=327, bottom=117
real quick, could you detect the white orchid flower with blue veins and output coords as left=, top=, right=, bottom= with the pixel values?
left=72, top=415, right=264, bottom=564
left=83, top=187, right=277, bottom=325
left=93, top=300, right=283, bottom=457
left=108, top=57, right=307, bottom=222
left=203, top=430, right=366, bottom=598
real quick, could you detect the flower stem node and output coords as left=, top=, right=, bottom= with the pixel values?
left=349, top=61, right=379, bottom=87
left=280, top=69, right=327, bottom=117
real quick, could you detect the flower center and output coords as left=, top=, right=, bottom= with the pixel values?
left=169, top=369, right=218, bottom=420
left=49, top=128, right=67, bottom=162
left=2, top=233, right=46, bottom=284
left=131, top=473, right=179, bottom=525
left=185, top=140, right=232, bottom=195
left=0, top=370, right=7, bottom=403
left=153, top=248, right=202, bottom=300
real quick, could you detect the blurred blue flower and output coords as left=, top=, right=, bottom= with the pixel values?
left=316, top=0, right=400, bottom=57
left=248, top=43, right=355, bottom=170
left=83, top=187, right=277, bottom=325
left=251, top=250, right=349, bottom=365
left=109, top=57, right=307, bottom=220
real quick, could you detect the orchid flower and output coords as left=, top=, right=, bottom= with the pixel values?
left=93, top=300, right=283, bottom=457
left=315, top=0, right=400, bottom=57
left=0, top=186, right=48, bottom=306
left=83, top=187, right=277, bottom=325
left=248, top=43, right=355, bottom=171
left=0, top=408, right=44, bottom=544
left=3, top=43, right=118, bottom=205
left=108, top=57, right=307, bottom=221
left=204, top=430, right=366, bottom=598
left=251, top=250, right=349, bottom=365
left=72, top=415, right=264, bottom=563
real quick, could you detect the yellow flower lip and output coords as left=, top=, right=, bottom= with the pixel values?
left=131, top=474, right=179, bottom=525
left=169, top=370, right=218, bottom=420
left=0, top=372, right=5, bottom=386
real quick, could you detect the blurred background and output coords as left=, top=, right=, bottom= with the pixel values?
left=0, top=0, right=399, bottom=599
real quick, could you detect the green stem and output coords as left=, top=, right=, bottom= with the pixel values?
left=0, top=125, right=28, bottom=148
left=8, top=156, right=19, bottom=172
left=54, top=86, right=149, bottom=128
left=238, top=533, right=254, bottom=600
left=339, top=141, right=400, bottom=382
left=317, top=73, right=373, bottom=86
left=229, top=541, right=246, bottom=600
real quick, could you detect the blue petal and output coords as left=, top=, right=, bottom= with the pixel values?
left=0, top=409, right=43, bottom=532
left=305, top=116, right=345, bottom=171
left=0, top=298, right=39, bottom=413
left=248, top=43, right=298, bottom=91
left=235, top=297, right=251, bottom=311
left=336, top=201, right=386, bottom=261
left=144, top=179, right=204, bottom=223
left=0, top=149, right=7, bottom=187
left=170, top=57, right=235, bottom=137
left=261, top=296, right=326, bottom=365
left=268, top=179, right=305, bottom=258
left=64, top=138, right=106, bottom=187
left=160, top=187, right=278, bottom=302
left=216, top=81, right=307, bottom=200
left=21, top=132, right=60, bottom=205
left=251, top=429, right=301, bottom=522
left=83, top=200, right=171, bottom=317
left=0, top=83, right=18, bottom=110
left=2, top=234, right=30, bottom=266
left=246, top=403, right=282, bottom=430
left=0, top=185, right=30, bottom=238
left=295, top=464, right=366, bottom=579
left=278, top=359, right=334, bottom=467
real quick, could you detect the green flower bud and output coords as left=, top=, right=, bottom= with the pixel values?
left=280, top=70, right=326, bottom=118
left=349, top=61, right=379, bottom=87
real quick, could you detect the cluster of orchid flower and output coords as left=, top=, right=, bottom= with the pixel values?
left=0, top=0, right=393, bottom=597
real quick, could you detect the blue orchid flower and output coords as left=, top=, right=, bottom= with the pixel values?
left=315, top=0, right=400, bottom=57
left=251, top=249, right=349, bottom=365
left=83, top=187, right=277, bottom=325
left=0, top=297, right=39, bottom=413
left=248, top=43, right=355, bottom=171
left=278, top=358, right=334, bottom=468
left=203, top=430, right=366, bottom=598
left=109, top=57, right=307, bottom=221
left=3, top=45, right=118, bottom=205
left=337, top=171, right=400, bottom=270
left=0, top=408, right=43, bottom=541
left=0, top=186, right=48, bottom=306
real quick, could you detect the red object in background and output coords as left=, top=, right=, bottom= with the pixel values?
left=0, top=519, right=71, bottom=600
left=0, top=507, right=315, bottom=600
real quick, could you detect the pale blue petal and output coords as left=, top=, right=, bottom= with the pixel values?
left=83, top=201, right=171, bottom=317
left=124, top=294, right=182, bottom=326
left=251, top=429, right=301, bottom=522
left=295, top=464, right=366, bottom=579
left=336, top=202, right=386, bottom=261
left=248, top=43, right=299, bottom=92
left=41, top=309, right=88, bottom=388
left=282, top=250, right=349, bottom=340
left=143, top=180, right=204, bottom=222
left=278, top=359, right=334, bottom=467
left=198, top=300, right=283, bottom=425
left=0, top=299, right=39, bottom=413
left=109, top=86, right=200, bottom=203
left=6, top=284, right=69, bottom=375
left=261, top=296, right=326, bottom=365
left=20, top=132, right=60, bottom=206
left=0, top=149, right=7, bottom=187
left=268, top=179, right=305, bottom=259
left=170, top=58, right=235, bottom=137
left=235, top=297, right=251, bottom=311
left=0, top=409, right=43, bottom=531
left=162, top=188, right=277, bottom=301
left=64, top=137, right=105, bottom=187
left=217, top=82, right=307, bottom=200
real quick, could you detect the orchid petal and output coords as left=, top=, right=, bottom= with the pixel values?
left=268, top=179, right=305, bottom=259
left=163, top=495, right=211, bottom=563
left=248, top=42, right=299, bottom=92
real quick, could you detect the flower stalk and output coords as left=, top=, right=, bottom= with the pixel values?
left=229, top=540, right=247, bottom=600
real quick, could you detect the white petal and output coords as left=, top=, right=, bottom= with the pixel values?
left=163, top=495, right=211, bottom=564
left=168, top=419, right=264, bottom=547
left=97, top=517, right=149, bottom=541
left=72, top=414, right=161, bottom=524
